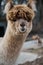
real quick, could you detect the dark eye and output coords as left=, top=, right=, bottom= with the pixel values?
left=9, top=17, right=16, bottom=22
left=27, top=17, right=31, bottom=22
left=11, top=19, right=16, bottom=21
left=26, top=15, right=31, bottom=22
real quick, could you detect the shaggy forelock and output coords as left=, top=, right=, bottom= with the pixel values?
left=7, top=5, right=34, bottom=21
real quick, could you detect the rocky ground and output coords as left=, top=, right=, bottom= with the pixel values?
left=15, top=39, right=43, bottom=65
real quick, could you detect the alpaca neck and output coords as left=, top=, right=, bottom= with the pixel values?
left=2, top=23, right=27, bottom=62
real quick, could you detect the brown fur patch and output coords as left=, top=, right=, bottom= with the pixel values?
left=7, top=5, right=34, bottom=22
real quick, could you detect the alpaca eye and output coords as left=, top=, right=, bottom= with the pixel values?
left=10, top=18, right=16, bottom=22
left=12, top=19, right=16, bottom=22
left=28, top=18, right=31, bottom=22
left=26, top=16, right=31, bottom=22
left=9, top=19, right=15, bottom=21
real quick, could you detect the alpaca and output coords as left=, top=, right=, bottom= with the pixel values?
left=0, top=1, right=34, bottom=65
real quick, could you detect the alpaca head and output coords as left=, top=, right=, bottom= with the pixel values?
left=4, top=1, right=35, bottom=35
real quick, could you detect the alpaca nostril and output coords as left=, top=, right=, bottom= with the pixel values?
left=20, top=23, right=25, bottom=27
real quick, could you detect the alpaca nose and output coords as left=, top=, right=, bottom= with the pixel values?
left=20, top=22, right=25, bottom=27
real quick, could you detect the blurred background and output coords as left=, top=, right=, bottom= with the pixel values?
left=0, top=0, right=43, bottom=38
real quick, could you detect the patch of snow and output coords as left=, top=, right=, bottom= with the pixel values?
left=15, top=52, right=39, bottom=65
left=22, top=40, right=43, bottom=50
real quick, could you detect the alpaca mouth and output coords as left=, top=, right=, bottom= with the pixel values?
left=19, top=27, right=27, bottom=33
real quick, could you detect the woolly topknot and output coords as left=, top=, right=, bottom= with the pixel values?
left=7, top=5, right=35, bottom=22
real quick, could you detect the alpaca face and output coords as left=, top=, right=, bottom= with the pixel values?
left=5, top=2, right=35, bottom=35
left=8, top=18, right=32, bottom=35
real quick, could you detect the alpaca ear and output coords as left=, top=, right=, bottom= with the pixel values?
left=4, top=1, right=14, bottom=14
left=27, top=0, right=37, bottom=12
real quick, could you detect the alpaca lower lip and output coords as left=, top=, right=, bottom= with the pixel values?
left=21, top=28, right=25, bottom=31
left=19, top=28, right=26, bottom=33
